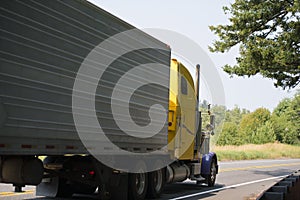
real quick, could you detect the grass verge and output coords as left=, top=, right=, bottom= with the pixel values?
left=213, top=143, right=300, bottom=161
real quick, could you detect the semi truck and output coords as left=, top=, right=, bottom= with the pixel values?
left=0, top=0, right=218, bottom=199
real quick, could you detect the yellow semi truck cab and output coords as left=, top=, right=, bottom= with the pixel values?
left=168, top=59, right=197, bottom=160
left=166, top=59, right=218, bottom=188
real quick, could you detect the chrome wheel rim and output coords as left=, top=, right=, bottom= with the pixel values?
left=154, top=170, right=163, bottom=192
left=136, top=173, right=146, bottom=195
left=210, top=161, right=216, bottom=182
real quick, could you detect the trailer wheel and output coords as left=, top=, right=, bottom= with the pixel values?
left=206, top=158, right=217, bottom=187
left=128, top=173, right=148, bottom=200
left=147, top=168, right=165, bottom=198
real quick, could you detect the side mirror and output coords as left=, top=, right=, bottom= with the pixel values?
left=210, top=115, right=215, bottom=128
left=209, top=115, right=215, bottom=135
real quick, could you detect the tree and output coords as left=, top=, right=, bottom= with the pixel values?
left=225, top=105, right=249, bottom=125
left=210, top=0, right=300, bottom=89
left=252, top=121, right=276, bottom=144
left=217, top=122, right=240, bottom=145
left=289, top=92, right=300, bottom=138
left=239, top=108, right=271, bottom=143
left=271, top=91, right=300, bottom=144
left=271, top=98, right=293, bottom=142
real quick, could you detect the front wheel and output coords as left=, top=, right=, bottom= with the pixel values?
left=128, top=172, right=148, bottom=200
left=205, top=158, right=217, bottom=187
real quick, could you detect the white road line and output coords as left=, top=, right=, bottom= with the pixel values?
left=169, top=175, right=288, bottom=200
left=220, top=159, right=300, bottom=165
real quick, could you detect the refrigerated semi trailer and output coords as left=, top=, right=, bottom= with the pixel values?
left=0, top=1, right=218, bottom=199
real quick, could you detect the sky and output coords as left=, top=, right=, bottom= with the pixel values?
left=88, top=0, right=298, bottom=111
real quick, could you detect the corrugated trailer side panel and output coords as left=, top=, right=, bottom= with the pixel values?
left=0, top=0, right=171, bottom=155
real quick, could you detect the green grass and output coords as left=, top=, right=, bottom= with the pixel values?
left=213, top=143, right=300, bottom=161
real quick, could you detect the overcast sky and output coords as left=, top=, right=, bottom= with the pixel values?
left=88, top=0, right=298, bottom=111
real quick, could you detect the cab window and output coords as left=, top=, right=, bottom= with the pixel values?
left=181, top=76, right=188, bottom=95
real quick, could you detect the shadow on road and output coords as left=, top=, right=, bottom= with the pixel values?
left=158, top=182, right=226, bottom=200
left=25, top=195, right=98, bottom=200
left=252, top=168, right=296, bottom=177
left=23, top=183, right=226, bottom=200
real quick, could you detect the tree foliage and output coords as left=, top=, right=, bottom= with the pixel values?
left=271, top=92, right=300, bottom=144
left=239, top=107, right=271, bottom=144
left=225, top=105, right=249, bottom=125
left=210, top=0, right=300, bottom=89
left=212, top=91, right=299, bottom=146
left=217, top=122, right=241, bottom=145
left=252, top=121, right=276, bottom=144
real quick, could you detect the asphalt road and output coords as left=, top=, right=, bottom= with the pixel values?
left=1, top=159, right=300, bottom=200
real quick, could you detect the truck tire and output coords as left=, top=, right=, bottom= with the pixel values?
left=128, top=173, right=148, bottom=200
left=147, top=168, right=165, bottom=198
left=205, top=158, right=217, bottom=187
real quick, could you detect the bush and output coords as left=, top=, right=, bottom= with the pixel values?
left=217, top=122, right=242, bottom=145
left=251, top=121, right=276, bottom=144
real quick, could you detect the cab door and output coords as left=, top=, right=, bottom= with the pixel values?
left=177, top=63, right=197, bottom=160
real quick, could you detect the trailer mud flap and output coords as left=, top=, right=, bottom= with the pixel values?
left=36, top=177, right=59, bottom=197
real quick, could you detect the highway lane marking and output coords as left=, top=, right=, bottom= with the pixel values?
left=220, top=159, right=300, bottom=165
left=0, top=190, right=34, bottom=197
left=170, top=175, right=288, bottom=200
left=219, top=162, right=300, bottom=172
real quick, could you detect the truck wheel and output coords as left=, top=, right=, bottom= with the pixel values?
left=206, top=159, right=217, bottom=187
left=147, top=168, right=165, bottom=198
left=128, top=173, right=148, bottom=200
